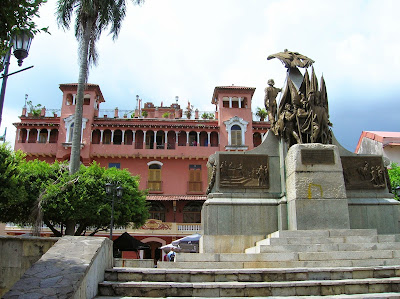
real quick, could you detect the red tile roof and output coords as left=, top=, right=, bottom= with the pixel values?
left=147, top=195, right=207, bottom=201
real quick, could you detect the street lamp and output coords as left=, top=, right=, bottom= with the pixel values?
left=0, top=31, right=34, bottom=127
left=105, top=182, right=123, bottom=240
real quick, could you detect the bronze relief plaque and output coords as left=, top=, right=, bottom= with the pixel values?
left=219, top=154, right=269, bottom=189
left=301, top=149, right=335, bottom=165
left=341, top=156, right=387, bottom=190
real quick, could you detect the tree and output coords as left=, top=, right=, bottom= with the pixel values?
left=56, top=0, right=144, bottom=176
left=0, top=156, right=149, bottom=236
left=255, top=107, right=268, bottom=121
left=388, top=163, right=400, bottom=200
left=0, top=0, right=48, bottom=70
left=0, top=144, right=27, bottom=223
left=40, top=162, right=149, bottom=236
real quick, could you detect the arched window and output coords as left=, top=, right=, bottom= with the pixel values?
left=148, top=201, right=166, bottom=222
left=148, top=162, right=162, bottom=192
left=183, top=202, right=203, bottom=223
left=224, top=116, right=248, bottom=150
left=231, top=125, right=242, bottom=146
left=68, top=123, right=74, bottom=142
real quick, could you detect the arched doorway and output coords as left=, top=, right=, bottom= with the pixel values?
left=141, top=237, right=166, bottom=265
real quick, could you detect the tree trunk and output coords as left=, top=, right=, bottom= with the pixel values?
left=65, top=220, right=76, bottom=236
left=43, top=219, right=62, bottom=237
left=69, top=21, right=92, bottom=175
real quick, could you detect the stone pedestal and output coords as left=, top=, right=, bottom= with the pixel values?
left=286, top=143, right=350, bottom=230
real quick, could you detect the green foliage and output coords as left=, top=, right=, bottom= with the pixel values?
left=0, top=144, right=27, bottom=223
left=0, top=150, right=149, bottom=235
left=26, top=100, right=42, bottom=117
left=388, top=163, right=400, bottom=200
left=40, top=162, right=149, bottom=235
left=162, top=112, right=170, bottom=118
left=256, top=107, right=268, bottom=121
left=201, top=112, right=214, bottom=120
left=0, top=0, right=49, bottom=69
left=141, top=110, right=148, bottom=117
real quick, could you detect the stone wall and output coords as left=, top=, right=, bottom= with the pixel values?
left=4, top=236, right=113, bottom=299
left=0, top=236, right=58, bottom=297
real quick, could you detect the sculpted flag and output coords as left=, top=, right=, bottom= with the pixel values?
left=267, top=51, right=332, bottom=147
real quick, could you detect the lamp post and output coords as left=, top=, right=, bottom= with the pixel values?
left=0, top=31, right=33, bottom=127
left=105, top=182, right=123, bottom=240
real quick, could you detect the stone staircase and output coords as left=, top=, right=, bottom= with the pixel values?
left=95, top=229, right=400, bottom=297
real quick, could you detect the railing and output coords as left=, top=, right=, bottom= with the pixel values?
left=5, top=221, right=202, bottom=236
left=98, top=109, right=216, bottom=120
left=178, top=224, right=201, bottom=231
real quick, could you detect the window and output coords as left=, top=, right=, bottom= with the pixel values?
left=108, top=163, right=120, bottom=169
left=183, top=202, right=203, bottom=223
left=38, top=130, right=47, bottom=143
left=148, top=163, right=162, bottom=192
left=231, top=125, right=242, bottom=146
left=188, top=165, right=202, bottom=192
left=149, top=202, right=165, bottom=221
left=68, top=123, right=74, bottom=142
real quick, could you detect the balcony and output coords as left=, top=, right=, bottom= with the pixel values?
left=5, top=220, right=202, bottom=237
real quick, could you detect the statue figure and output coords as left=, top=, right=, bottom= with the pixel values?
left=267, top=49, right=315, bottom=69
left=264, top=79, right=281, bottom=127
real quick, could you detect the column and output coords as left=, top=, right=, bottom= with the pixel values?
left=154, top=131, right=158, bottom=149
left=121, top=130, right=125, bottom=145
left=132, top=131, right=136, bottom=147
left=229, top=97, right=232, bottom=108
left=164, top=131, right=168, bottom=149
left=207, top=132, right=211, bottom=147
left=26, top=129, right=30, bottom=143
left=111, top=130, right=115, bottom=144
left=36, top=130, right=40, bottom=142
left=100, top=130, right=104, bottom=144
left=47, top=129, right=51, bottom=143
left=238, top=97, right=242, bottom=108
left=186, top=131, right=190, bottom=145
left=196, top=132, right=200, bottom=146
left=143, top=130, right=147, bottom=148
left=175, top=131, right=179, bottom=145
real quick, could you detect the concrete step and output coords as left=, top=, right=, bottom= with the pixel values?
left=257, top=235, right=381, bottom=246
left=105, top=266, right=400, bottom=283
left=158, top=258, right=400, bottom=269
left=94, top=295, right=400, bottom=299
left=98, top=277, right=400, bottom=297
left=175, top=250, right=400, bottom=263
left=247, top=242, right=400, bottom=254
left=268, top=229, right=378, bottom=239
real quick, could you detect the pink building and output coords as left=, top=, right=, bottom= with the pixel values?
left=9, top=83, right=269, bottom=261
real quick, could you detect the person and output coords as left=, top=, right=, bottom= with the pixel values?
left=167, top=249, right=175, bottom=262
left=264, top=79, right=281, bottom=127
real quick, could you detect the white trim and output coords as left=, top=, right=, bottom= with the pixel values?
left=64, top=115, right=88, bottom=143
left=147, top=161, right=164, bottom=167
left=224, top=116, right=248, bottom=146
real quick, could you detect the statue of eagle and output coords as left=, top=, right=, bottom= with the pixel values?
left=267, top=49, right=315, bottom=68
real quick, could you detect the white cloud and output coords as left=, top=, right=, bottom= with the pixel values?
left=2, top=0, right=399, bottom=152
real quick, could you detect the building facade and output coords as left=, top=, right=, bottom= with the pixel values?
left=355, top=131, right=400, bottom=166
left=8, top=83, right=269, bottom=261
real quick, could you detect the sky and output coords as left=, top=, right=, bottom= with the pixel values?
left=1, top=0, right=399, bottom=151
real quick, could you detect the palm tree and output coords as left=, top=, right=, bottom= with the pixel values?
left=56, top=0, right=144, bottom=176
left=255, top=107, right=268, bottom=121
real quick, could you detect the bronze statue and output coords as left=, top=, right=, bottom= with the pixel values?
left=267, top=49, right=315, bottom=69
left=268, top=53, right=333, bottom=147
left=264, top=79, right=281, bottom=127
